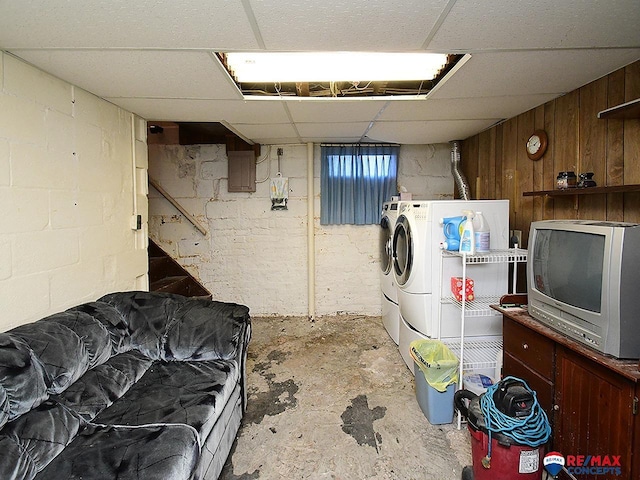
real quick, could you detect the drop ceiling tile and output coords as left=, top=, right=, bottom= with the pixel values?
left=103, top=98, right=290, bottom=124
left=217, top=100, right=293, bottom=123
left=10, top=50, right=241, bottom=100
left=380, top=94, right=560, bottom=121
left=300, top=136, right=363, bottom=144
left=0, top=1, right=258, bottom=49
left=428, top=0, right=640, bottom=50
left=430, top=50, right=640, bottom=99
left=251, top=138, right=302, bottom=145
left=250, top=0, right=450, bottom=51
left=367, top=119, right=500, bottom=144
left=230, top=123, right=300, bottom=142
left=286, top=99, right=388, bottom=123
left=295, top=122, right=371, bottom=139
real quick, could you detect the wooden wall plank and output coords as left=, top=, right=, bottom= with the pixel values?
left=578, top=77, right=607, bottom=220
left=532, top=104, right=546, bottom=222
left=502, top=118, right=518, bottom=228
left=478, top=129, right=492, bottom=199
left=461, top=135, right=479, bottom=199
left=542, top=100, right=557, bottom=221
left=623, top=61, right=640, bottom=222
left=495, top=124, right=504, bottom=200
left=517, top=109, right=535, bottom=236
left=606, top=68, right=626, bottom=221
left=467, top=134, right=480, bottom=199
left=553, top=90, right=580, bottom=220
left=488, top=128, right=497, bottom=200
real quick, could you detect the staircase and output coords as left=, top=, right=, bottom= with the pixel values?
left=148, top=238, right=212, bottom=300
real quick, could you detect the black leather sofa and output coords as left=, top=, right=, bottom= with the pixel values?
left=0, top=291, right=251, bottom=480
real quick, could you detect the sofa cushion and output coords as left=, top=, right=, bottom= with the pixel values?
left=164, top=300, right=251, bottom=361
left=55, top=350, right=153, bottom=421
left=43, top=311, right=111, bottom=369
left=98, top=291, right=184, bottom=359
left=8, top=321, right=89, bottom=394
left=0, top=335, right=49, bottom=423
left=68, top=302, right=132, bottom=355
left=93, top=359, right=238, bottom=442
left=34, top=423, right=199, bottom=480
left=0, top=400, right=84, bottom=480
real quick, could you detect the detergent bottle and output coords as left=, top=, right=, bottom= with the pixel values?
left=459, top=211, right=476, bottom=255
left=439, top=216, right=466, bottom=251
left=473, top=211, right=490, bottom=253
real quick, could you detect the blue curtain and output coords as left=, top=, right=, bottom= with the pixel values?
left=321, top=144, right=398, bottom=225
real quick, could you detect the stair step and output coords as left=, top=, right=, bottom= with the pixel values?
left=149, top=256, right=185, bottom=282
left=148, top=241, right=166, bottom=259
left=149, top=275, right=187, bottom=288
left=148, top=238, right=212, bottom=300
left=150, top=275, right=190, bottom=294
left=149, top=275, right=212, bottom=299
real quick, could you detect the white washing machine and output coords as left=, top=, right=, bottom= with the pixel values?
left=380, top=201, right=400, bottom=344
left=392, top=202, right=435, bottom=335
left=392, top=200, right=509, bottom=338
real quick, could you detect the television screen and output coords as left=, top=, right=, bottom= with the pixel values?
left=531, top=229, right=604, bottom=313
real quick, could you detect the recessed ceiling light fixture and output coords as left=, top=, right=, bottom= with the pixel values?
left=216, top=52, right=463, bottom=98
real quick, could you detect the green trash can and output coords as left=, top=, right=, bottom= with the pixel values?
left=410, top=339, right=459, bottom=425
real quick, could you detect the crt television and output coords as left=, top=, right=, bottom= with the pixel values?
left=527, top=219, right=640, bottom=358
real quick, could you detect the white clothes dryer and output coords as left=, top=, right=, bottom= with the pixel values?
left=380, top=201, right=400, bottom=344
left=392, top=202, right=435, bottom=335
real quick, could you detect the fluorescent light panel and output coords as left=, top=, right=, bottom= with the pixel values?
left=224, top=52, right=449, bottom=83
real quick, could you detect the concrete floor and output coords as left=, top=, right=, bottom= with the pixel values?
left=220, top=315, right=471, bottom=479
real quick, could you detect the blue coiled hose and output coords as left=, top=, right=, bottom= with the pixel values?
left=480, top=376, right=551, bottom=463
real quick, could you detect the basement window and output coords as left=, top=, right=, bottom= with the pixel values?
left=320, top=144, right=398, bottom=225
left=216, top=52, right=463, bottom=98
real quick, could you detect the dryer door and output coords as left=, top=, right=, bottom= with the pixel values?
left=393, top=215, right=413, bottom=286
left=379, top=215, right=393, bottom=275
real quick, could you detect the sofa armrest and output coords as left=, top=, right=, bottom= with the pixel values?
left=163, top=299, right=251, bottom=364
left=238, top=319, right=251, bottom=411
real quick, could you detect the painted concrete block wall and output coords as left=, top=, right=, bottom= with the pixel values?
left=149, top=142, right=453, bottom=316
left=0, top=52, right=149, bottom=330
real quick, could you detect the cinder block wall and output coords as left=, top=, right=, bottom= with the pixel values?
left=0, top=53, right=149, bottom=330
left=149, top=142, right=453, bottom=316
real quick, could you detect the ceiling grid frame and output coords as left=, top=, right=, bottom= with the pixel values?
left=0, top=0, right=638, bottom=145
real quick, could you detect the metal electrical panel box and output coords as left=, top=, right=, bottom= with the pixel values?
left=228, top=150, right=256, bottom=192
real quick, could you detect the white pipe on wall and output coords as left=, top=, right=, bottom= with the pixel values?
left=307, top=142, right=316, bottom=321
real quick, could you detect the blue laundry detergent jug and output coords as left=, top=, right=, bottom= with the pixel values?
left=440, top=216, right=466, bottom=251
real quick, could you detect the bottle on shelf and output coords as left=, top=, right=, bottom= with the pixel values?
left=473, top=211, right=490, bottom=253
left=459, top=211, right=475, bottom=255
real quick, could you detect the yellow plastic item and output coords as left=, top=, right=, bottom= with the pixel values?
left=410, top=339, right=459, bottom=392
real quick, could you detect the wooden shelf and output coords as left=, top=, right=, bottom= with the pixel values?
left=597, top=98, right=640, bottom=119
left=524, top=184, right=640, bottom=197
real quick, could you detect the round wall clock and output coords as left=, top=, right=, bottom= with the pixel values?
left=526, top=129, right=548, bottom=161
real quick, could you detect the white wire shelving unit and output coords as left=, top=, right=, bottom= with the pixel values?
left=440, top=248, right=528, bottom=428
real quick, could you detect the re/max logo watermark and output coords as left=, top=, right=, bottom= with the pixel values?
left=566, top=455, right=622, bottom=476
left=544, top=452, right=623, bottom=477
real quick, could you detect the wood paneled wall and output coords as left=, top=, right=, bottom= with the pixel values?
left=461, top=60, right=640, bottom=246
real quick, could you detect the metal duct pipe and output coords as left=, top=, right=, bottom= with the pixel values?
left=450, top=140, right=471, bottom=200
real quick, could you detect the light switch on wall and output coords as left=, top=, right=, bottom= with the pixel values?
left=131, top=214, right=142, bottom=230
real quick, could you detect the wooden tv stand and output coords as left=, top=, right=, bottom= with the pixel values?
left=495, top=302, right=640, bottom=479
